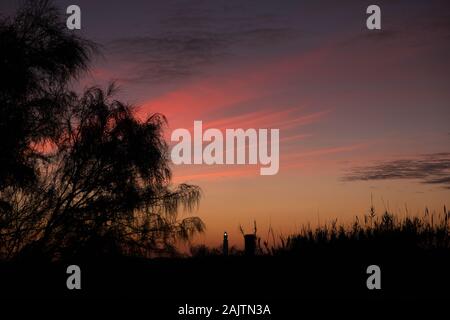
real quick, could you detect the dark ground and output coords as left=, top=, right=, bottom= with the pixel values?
left=0, top=249, right=448, bottom=318
left=1, top=248, right=448, bottom=300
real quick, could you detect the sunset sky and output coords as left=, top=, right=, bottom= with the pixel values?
left=2, top=0, right=449, bottom=247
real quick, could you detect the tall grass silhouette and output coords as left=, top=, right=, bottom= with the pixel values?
left=191, top=205, right=450, bottom=257
left=263, top=206, right=450, bottom=256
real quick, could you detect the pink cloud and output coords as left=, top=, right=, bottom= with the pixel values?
left=172, top=166, right=259, bottom=183
left=288, top=143, right=367, bottom=159
left=138, top=46, right=330, bottom=125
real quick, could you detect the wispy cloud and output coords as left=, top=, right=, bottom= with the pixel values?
left=172, top=166, right=259, bottom=183
left=106, top=32, right=229, bottom=83
left=343, top=153, right=450, bottom=189
left=104, top=1, right=297, bottom=84
left=138, top=46, right=329, bottom=123
left=289, top=143, right=367, bottom=159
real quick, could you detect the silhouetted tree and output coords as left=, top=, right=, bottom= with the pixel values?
left=0, top=0, right=92, bottom=190
left=0, top=1, right=204, bottom=261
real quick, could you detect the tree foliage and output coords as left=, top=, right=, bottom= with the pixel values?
left=0, top=1, right=204, bottom=261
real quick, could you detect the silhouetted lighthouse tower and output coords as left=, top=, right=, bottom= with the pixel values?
left=244, top=234, right=256, bottom=256
left=223, top=232, right=228, bottom=256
